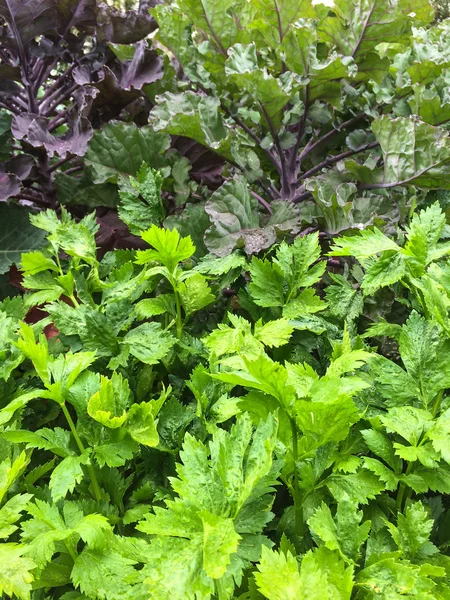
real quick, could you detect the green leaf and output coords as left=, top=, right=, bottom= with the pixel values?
left=213, top=354, right=294, bottom=406
left=126, top=402, right=159, bottom=447
left=0, top=204, right=45, bottom=274
left=251, top=0, right=315, bottom=49
left=255, top=545, right=354, bottom=600
left=49, top=453, right=88, bottom=502
left=88, top=374, right=129, bottom=429
left=200, top=511, right=240, bottom=578
left=325, top=471, right=385, bottom=504
left=204, top=314, right=261, bottom=359
left=205, top=178, right=275, bottom=257
left=0, top=544, right=36, bottom=600
left=227, top=67, right=294, bottom=130
left=361, top=429, right=398, bottom=469
left=362, top=251, right=407, bottom=295
left=135, top=295, right=176, bottom=319
left=249, top=258, right=285, bottom=308
left=428, top=408, right=450, bottom=464
left=369, top=116, right=450, bottom=189
left=295, top=394, right=360, bottom=448
left=368, top=355, right=419, bottom=406
left=123, top=323, right=176, bottom=365
left=274, top=233, right=324, bottom=294
left=254, top=319, right=294, bottom=348
left=178, top=272, right=215, bottom=317
left=72, top=549, right=138, bottom=600
left=94, top=438, right=138, bottom=468
left=0, top=493, right=32, bottom=538
left=85, top=122, right=170, bottom=184
left=118, top=163, right=165, bottom=234
left=386, top=501, right=438, bottom=560
left=380, top=406, right=434, bottom=446
left=136, top=225, right=195, bottom=271
left=308, top=498, right=371, bottom=564
left=2, top=428, right=75, bottom=458
left=325, top=274, right=363, bottom=322
left=165, top=202, right=210, bottom=258
left=22, top=271, right=66, bottom=306
left=318, top=0, right=432, bottom=59
left=254, top=545, right=302, bottom=600
left=356, top=555, right=441, bottom=598
left=284, top=288, right=328, bottom=318
left=152, top=92, right=230, bottom=154
left=398, top=311, right=450, bottom=406
left=0, top=451, right=30, bottom=503
left=0, top=389, right=43, bottom=426
left=20, top=250, right=57, bottom=276
left=330, top=228, right=400, bottom=260
left=137, top=414, right=278, bottom=596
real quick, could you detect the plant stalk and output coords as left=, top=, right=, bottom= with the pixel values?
left=174, top=289, right=183, bottom=339
left=395, top=461, right=414, bottom=512
left=431, top=389, right=443, bottom=417
left=61, top=403, right=102, bottom=502
left=290, top=417, right=304, bottom=537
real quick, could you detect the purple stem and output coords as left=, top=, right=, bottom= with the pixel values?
left=43, top=83, right=78, bottom=116
left=220, top=102, right=282, bottom=173
left=289, top=85, right=309, bottom=172
left=0, top=101, right=19, bottom=115
left=292, top=190, right=313, bottom=203
left=48, top=155, right=75, bottom=173
left=299, top=141, right=379, bottom=182
left=298, top=113, right=366, bottom=164
left=258, top=102, right=289, bottom=195
left=65, top=165, right=84, bottom=175
left=250, top=190, right=273, bottom=214
left=39, top=64, right=76, bottom=106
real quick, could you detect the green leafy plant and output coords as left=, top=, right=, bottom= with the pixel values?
left=1, top=203, right=450, bottom=598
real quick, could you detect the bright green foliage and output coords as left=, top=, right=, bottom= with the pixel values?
left=0, top=543, right=36, bottom=600
left=136, top=225, right=195, bottom=271
left=330, top=203, right=450, bottom=297
left=255, top=545, right=354, bottom=600
left=249, top=232, right=326, bottom=318
left=1, top=206, right=450, bottom=599
left=137, top=414, right=278, bottom=599
left=308, top=497, right=371, bottom=564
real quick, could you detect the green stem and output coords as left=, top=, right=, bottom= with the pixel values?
left=396, top=483, right=406, bottom=511
left=61, top=403, right=102, bottom=502
left=290, top=417, right=304, bottom=537
left=69, top=294, right=80, bottom=308
left=431, top=390, right=443, bottom=418
left=396, top=461, right=414, bottom=512
left=174, top=290, right=182, bottom=339
left=169, top=272, right=183, bottom=339
left=65, top=543, right=78, bottom=563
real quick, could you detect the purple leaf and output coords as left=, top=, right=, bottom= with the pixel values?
left=6, top=154, right=35, bottom=180
left=97, top=5, right=157, bottom=44
left=57, top=0, right=97, bottom=34
left=118, top=43, right=164, bottom=90
left=90, top=67, right=144, bottom=119
left=0, top=79, right=22, bottom=98
left=0, top=64, right=21, bottom=80
left=0, top=170, right=20, bottom=200
left=73, top=85, right=99, bottom=116
left=0, top=0, right=58, bottom=46
left=12, top=112, right=93, bottom=158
